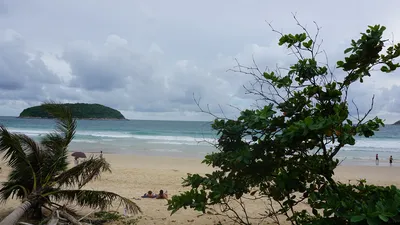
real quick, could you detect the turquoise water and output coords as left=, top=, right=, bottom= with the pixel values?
left=0, top=117, right=216, bottom=158
left=1, top=116, right=400, bottom=165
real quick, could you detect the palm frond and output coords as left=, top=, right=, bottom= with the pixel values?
left=18, top=133, right=42, bottom=159
left=48, top=189, right=141, bottom=214
left=41, top=102, right=77, bottom=147
left=0, top=127, right=39, bottom=192
left=18, top=134, right=45, bottom=182
left=40, top=133, right=70, bottom=184
left=0, top=180, right=29, bottom=202
left=0, top=157, right=37, bottom=202
left=39, top=102, right=77, bottom=182
left=0, top=126, right=29, bottom=167
left=55, top=157, right=111, bottom=188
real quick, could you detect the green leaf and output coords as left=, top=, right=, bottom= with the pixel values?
left=381, top=65, right=389, bottom=72
left=378, top=214, right=389, bottom=222
left=344, top=47, right=353, bottom=54
left=351, top=215, right=366, bottom=222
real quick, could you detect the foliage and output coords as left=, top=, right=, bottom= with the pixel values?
left=167, top=16, right=400, bottom=225
left=19, top=103, right=126, bottom=119
left=83, top=212, right=141, bottom=225
left=0, top=103, right=140, bottom=224
left=121, top=217, right=141, bottom=225
left=94, top=211, right=122, bottom=221
left=297, top=180, right=400, bottom=225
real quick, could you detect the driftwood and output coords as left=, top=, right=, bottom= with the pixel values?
left=58, top=210, right=81, bottom=225
left=43, top=209, right=83, bottom=225
left=46, top=210, right=60, bottom=225
left=78, top=210, right=95, bottom=222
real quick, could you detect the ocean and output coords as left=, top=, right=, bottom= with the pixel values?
left=0, top=116, right=399, bottom=166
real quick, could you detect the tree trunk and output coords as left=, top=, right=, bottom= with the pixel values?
left=0, top=200, right=32, bottom=225
left=31, top=202, right=43, bottom=220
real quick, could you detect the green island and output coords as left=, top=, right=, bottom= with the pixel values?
left=19, top=103, right=126, bottom=120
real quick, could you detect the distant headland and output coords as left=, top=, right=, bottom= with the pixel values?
left=19, top=103, right=126, bottom=120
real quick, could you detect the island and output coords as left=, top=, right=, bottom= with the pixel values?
left=19, top=103, right=126, bottom=120
left=394, top=120, right=400, bottom=125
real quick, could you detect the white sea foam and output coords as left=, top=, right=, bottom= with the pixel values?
left=8, top=128, right=50, bottom=136
left=8, top=127, right=216, bottom=145
left=102, top=139, right=116, bottom=142
left=150, top=148, right=183, bottom=153
left=77, top=131, right=216, bottom=144
left=77, top=131, right=134, bottom=138
left=9, top=126, right=400, bottom=155
left=130, top=135, right=215, bottom=143
left=72, top=139, right=98, bottom=144
left=147, top=141, right=200, bottom=146
left=326, top=138, right=400, bottom=153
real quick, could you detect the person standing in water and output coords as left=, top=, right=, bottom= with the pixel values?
left=390, top=155, right=393, bottom=166
left=376, top=154, right=379, bottom=165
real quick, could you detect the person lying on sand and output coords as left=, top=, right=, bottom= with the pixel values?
left=141, top=190, right=156, bottom=198
left=156, top=190, right=168, bottom=199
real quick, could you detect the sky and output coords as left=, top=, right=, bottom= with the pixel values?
left=1, top=1, right=400, bottom=122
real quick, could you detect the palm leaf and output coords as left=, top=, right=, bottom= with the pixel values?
left=40, top=133, right=69, bottom=176
left=40, top=102, right=76, bottom=146
left=0, top=127, right=29, bottom=167
left=48, top=190, right=141, bottom=214
left=55, top=157, right=111, bottom=188
left=0, top=180, right=29, bottom=202
left=18, top=134, right=45, bottom=183
left=39, top=103, right=77, bottom=182
left=0, top=127, right=38, bottom=190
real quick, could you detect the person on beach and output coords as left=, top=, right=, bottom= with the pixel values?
left=156, top=190, right=168, bottom=199
left=376, top=154, right=379, bottom=165
left=142, top=190, right=156, bottom=198
left=74, top=157, right=79, bottom=166
left=100, top=151, right=103, bottom=159
left=390, top=155, right=393, bottom=166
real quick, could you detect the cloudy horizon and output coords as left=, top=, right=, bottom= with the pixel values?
left=1, top=1, right=400, bottom=122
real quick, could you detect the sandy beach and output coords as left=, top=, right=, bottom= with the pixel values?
left=1, top=153, right=400, bottom=225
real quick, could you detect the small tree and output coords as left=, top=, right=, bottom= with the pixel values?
left=0, top=103, right=141, bottom=225
left=167, top=17, right=400, bottom=225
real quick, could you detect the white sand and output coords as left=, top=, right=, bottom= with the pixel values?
left=1, top=153, right=400, bottom=224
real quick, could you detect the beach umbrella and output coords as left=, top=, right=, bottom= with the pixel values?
left=71, top=152, right=87, bottom=158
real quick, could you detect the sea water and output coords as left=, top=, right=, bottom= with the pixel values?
left=0, top=116, right=399, bottom=166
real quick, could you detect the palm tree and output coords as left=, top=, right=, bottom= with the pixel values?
left=0, top=103, right=141, bottom=225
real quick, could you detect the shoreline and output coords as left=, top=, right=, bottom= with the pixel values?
left=69, top=150, right=400, bottom=167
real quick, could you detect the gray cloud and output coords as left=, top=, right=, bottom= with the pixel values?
left=63, top=36, right=151, bottom=91
left=0, top=0, right=400, bottom=122
left=0, top=29, right=60, bottom=103
left=0, top=1, right=7, bottom=15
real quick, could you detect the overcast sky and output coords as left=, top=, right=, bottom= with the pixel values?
left=1, top=1, right=400, bottom=122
